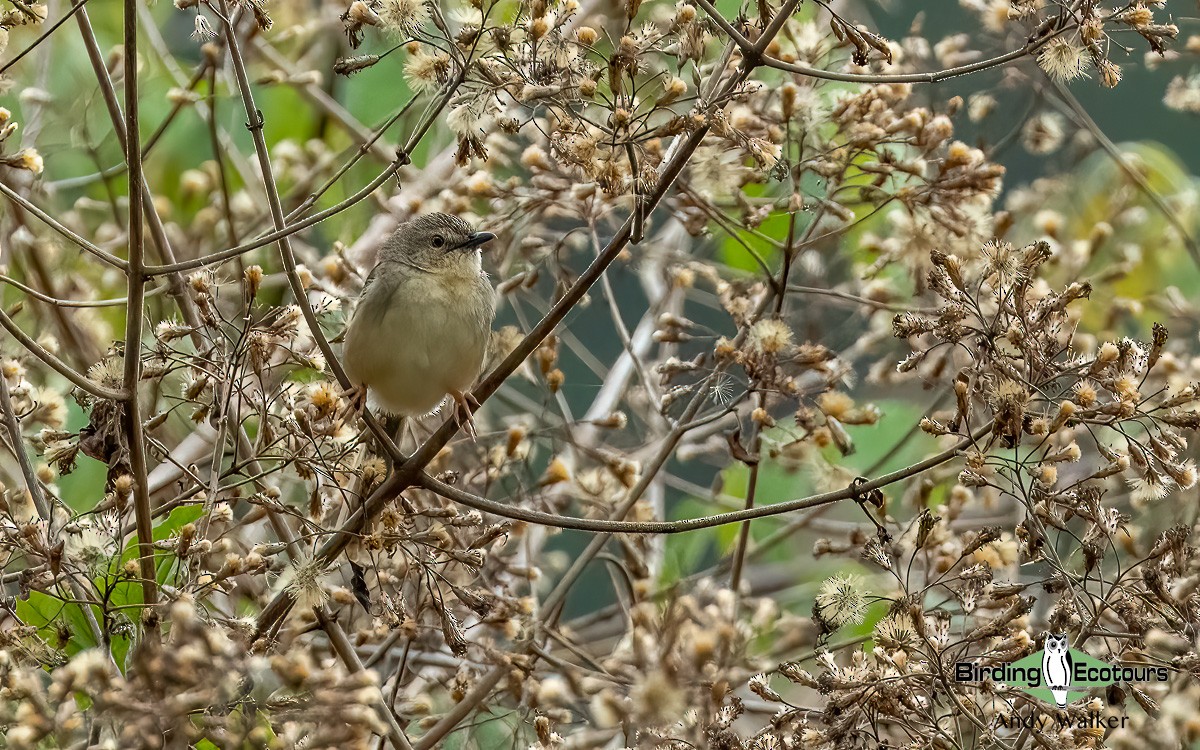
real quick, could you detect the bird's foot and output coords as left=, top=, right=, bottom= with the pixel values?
left=450, top=389, right=479, bottom=441
left=340, top=383, right=368, bottom=418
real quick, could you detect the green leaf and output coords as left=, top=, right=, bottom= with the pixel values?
left=16, top=590, right=99, bottom=655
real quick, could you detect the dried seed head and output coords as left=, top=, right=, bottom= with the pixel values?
left=747, top=318, right=794, bottom=355
left=814, top=574, right=868, bottom=629
left=1038, top=38, right=1090, bottom=82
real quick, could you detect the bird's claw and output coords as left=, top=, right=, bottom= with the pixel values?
left=450, top=389, right=479, bottom=441
left=341, top=384, right=368, bottom=418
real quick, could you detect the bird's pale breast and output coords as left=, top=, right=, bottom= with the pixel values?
left=344, top=265, right=495, bottom=416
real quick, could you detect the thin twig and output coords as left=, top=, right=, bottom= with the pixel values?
left=143, top=159, right=405, bottom=277
left=0, top=179, right=129, bottom=270
left=418, top=418, right=990, bottom=534
left=120, top=0, right=160, bottom=622
left=0, top=370, right=108, bottom=649
left=1047, top=76, right=1200, bottom=269
left=761, top=31, right=1065, bottom=84
left=0, top=273, right=168, bottom=308
left=0, top=0, right=92, bottom=75
left=0, top=369, right=52, bottom=520
left=0, top=305, right=126, bottom=400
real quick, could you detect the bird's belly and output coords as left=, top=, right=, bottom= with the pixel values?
left=346, top=289, right=488, bottom=416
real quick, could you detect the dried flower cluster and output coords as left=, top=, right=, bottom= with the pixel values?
left=2, top=0, right=1200, bottom=748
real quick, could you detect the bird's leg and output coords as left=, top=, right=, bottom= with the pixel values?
left=449, top=389, right=480, bottom=441
left=340, top=383, right=368, bottom=417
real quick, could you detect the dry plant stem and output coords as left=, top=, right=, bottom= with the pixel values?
left=590, top=226, right=661, bottom=413
left=580, top=262, right=669, bottom=429
left=0, top=306, right=127, bottom=400
left=43, top=52, right=208, bottom=193
left=225, top=426, right=414, bottom=750
left=12, top=241, right=104, bottom=367
left=0, top=0, right=90, bottom=74
left=0, top=274, right=168, bottom=308
left=689, top=0, right=1067, bottom=84
left=144, top=160, right=404, bottom=276
left=136, top=3, right=261, bottom=193
left=689, top=0, right=752, bottom=50
left=208, top=64, right=240, bottom=250
left=315, top=605, right=415, bottom=750
left=787, top=283, right=933, bottom=313
left=419, top=420, right=990, bottom=534
left=0, top=371, right=52, bottom=520
left=74, top=6, right=204, bottom=335
left=1048, top=77, right=1200, bottom=269
left=762, top=30, right=1064, bottom=83
left=121, top=0, right=159, bottom=620
left=728, top=395, right=764, bottom=595
left=0, top=342, right=107, bottom=649
left=251, top=38, right=395, bottom=162
left=754, top=0, right=801, bottom=54
left=0, top=180, right=128, bottom=270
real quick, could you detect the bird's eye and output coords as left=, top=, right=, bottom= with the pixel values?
left=432, top=235, right=446, bottom=248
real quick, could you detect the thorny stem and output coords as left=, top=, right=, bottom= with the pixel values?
left=121, top=0, right=160, bottom=624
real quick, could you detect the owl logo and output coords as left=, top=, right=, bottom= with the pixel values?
left=1041, top=633, right=1073, bottom=707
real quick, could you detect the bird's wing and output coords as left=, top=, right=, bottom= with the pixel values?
left=360, top=265, right=382, bottom=297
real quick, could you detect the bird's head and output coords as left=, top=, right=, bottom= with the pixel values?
left=379, top=212, right=495, bottom=273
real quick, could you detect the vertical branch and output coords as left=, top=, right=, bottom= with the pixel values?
left=74, top=5, right=205, bottom=335
left=727, top=400, right=763, bottom=595
left=211, top=8, right=415, bottom=747
left=0, top=373, right=51, bottom=520
left=121, top=0, right=159, bottom=621
left=213, top=0, right=404, bottom=457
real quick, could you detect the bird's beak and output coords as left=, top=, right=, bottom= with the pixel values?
left=456, top=231, right=496, bottom=251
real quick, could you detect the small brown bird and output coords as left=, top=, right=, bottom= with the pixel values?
left=342, top=213, right=497, bottom=435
